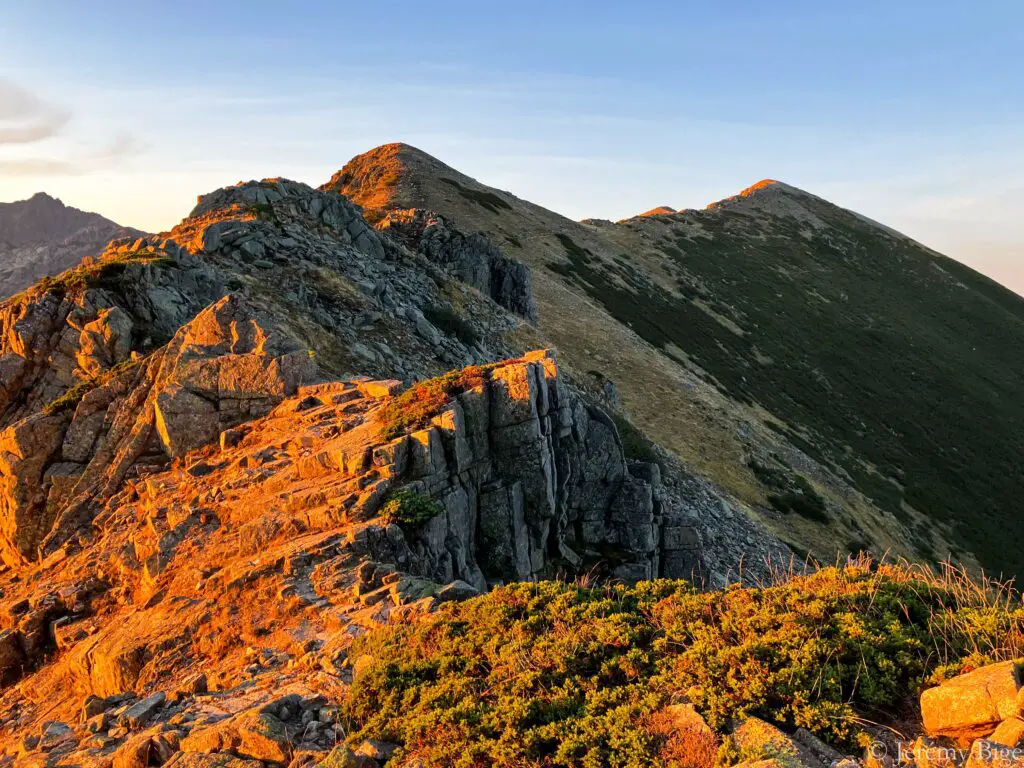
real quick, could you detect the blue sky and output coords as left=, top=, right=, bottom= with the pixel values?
left=1, top=1, right=1022, bottom=293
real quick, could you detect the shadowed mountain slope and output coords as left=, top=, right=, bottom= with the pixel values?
left=325, top=144, right=1024, bottom=578
left=0, top=193, right=143, bottom=300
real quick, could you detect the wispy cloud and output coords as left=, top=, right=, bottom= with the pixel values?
left=0, top=158, right=82, bottom=176
left=92, top=133, right=148, bottom=163
left=0, top=78, right=71, bottom=145
left=0, top=79, right=145, bottom=176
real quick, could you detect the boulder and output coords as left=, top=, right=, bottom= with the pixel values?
left=965, top=738, right=1022, bottom=767
left=990, top=716, right=1024, bottom=748
left=0, top=627, right=26, bottom=685
left=120, top=691, right=167, bottom=728
left=181, top=706, right=295, bottom=764
left=113, top=733, right=153, bottom=768
left=0, top=414, right=66, bottom=565
left=155, top=386, right=218, bottom=458
left=921, top=661, right=1023, bottom=739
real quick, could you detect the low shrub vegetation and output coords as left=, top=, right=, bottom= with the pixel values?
left=376, top=364, right=499, bottom=439
left=343, top=562, right=1024, bottom=767
left=42, top=359, right=141, bottom=416
left=17, top=250, right=173, bottom=303
left=379, top=490, right=444, bottom=527
left=440, top=177, right=512, bottom=214
left=748, top=459, right=829, bottom=523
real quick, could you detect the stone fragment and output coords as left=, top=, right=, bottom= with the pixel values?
left=0, top=628, right=25, bottom=685
left=921, top=662, right=1022, bottom=739
left=990, top=716, right=1024, bottom=748
left=113, top=733, right=153, bottom=768
left=120, top=691, right=167, bottom=728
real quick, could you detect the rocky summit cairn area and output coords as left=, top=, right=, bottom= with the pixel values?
left=1, top=152, right=1023, bottom=768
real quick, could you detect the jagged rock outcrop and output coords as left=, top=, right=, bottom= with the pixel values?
left=377, top=209, right=537, bottom=320
left=184, top=178, right=385, bottom=263
left=0, top=236, right=226, bottom=425
left=0, top=293, right=316, bottom=566
left=0, top=167, right=797, bottom=766
left=0, top=352, right=699, bottom=765
left=327, top=351, right=699, bottom=586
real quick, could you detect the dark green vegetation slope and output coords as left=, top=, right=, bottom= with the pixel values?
left=555, top=192, right=1024, bottom=577
left=343, top=564, right=1024, bottom=767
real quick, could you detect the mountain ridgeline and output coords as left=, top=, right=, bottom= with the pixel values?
left=0, top=192, right=143, bottom=300
left=327, top=144, right=1024, bottom=579
left=0, top=143, right=1023, bottom=765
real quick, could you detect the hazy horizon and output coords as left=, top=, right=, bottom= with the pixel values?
left=1, top=1, right=1021, bottom=294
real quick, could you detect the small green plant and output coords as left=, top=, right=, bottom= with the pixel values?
left=43, top=378, right=98, bottom=416
left=41, top=358, right=141, bottom=416
left=379, top=490, right=444, bottom=527
left=376, top=363, right=500, bottom=440
left=249, top=202, right=277, bottom=222
left=423, top=305, right=479, bottom=346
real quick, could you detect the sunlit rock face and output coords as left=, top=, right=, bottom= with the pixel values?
left=0, top=165, right=788, bottom=761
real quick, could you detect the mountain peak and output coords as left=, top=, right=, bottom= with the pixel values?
left=706, top=178, right=813, bottom=210
left=26, top=191, right=62, bottom=206
left=637, top=205, right=678, bottom=218
left=0, top=193, right=141, bottom=299
left=322, top=143, right=488, bottom=218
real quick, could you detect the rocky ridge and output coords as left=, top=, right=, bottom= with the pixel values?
left=328, top=142, right=1024, bottom=579
left=0, top=193, right=143, bottom=301
left=0, top=168, right=789, bottom=763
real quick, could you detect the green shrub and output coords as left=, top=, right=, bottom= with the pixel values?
left=376, top=363, right=498, bottom=440
left=611, top=412, right=662, bottom=469
left=768, top=489, right=828, bottom=522
left=249, top=202, right=277, bottom=222
left=440, top=177, right=512, bottom=214
left=43, top=378, right=98, bottom=416
left=423, top=305, right=479, bottom=346
left=40, top=360, right=141, bottom=415
left=380, top=490, right=444, bottom=527
left=555, top=233, right=593, bottom=263
left=749, top=459, right=829, bottom=523
left=42, top=358, right=141, bottom=416
left=343, top=564, right=1024, bottom=765
left=19, top=249, right=173, bottom=302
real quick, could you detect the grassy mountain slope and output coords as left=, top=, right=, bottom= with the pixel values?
left=324, top=144, right=1024, bottom=578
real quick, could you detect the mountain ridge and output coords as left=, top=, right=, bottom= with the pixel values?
left=325, top=142, right=1024, bottom=578
left=0, top=192, right=144, bottom=301
left=0, top=144, right=1021, bottom=766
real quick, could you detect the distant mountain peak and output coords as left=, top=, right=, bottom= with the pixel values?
left=0, top=193, right=143, bottom=299
left=322, top=142, right=496, bottom=217
left=637, top=205, right=678, bottom=218
left=706, top=178, right=814, bottom=210
left=27, top=191, right=62, bottom=205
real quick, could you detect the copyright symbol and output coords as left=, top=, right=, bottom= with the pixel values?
left=869, top=741, right=888, bottom=759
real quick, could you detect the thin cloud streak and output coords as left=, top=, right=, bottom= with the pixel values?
left=0, top=77, right=71, bottom=145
